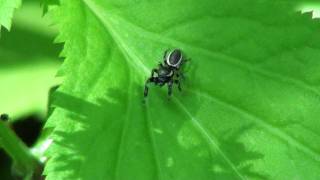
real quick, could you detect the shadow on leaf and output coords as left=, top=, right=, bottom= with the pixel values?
left=46, top=86, right=266, bottom=180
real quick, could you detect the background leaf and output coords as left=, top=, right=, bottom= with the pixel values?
left=0, top=0, right=21, bottom=31
left=0, top=0, right=61, bottom=121
left=44, top=0, right=320, bottom=179
left=299, top=2, right=320, bottom=18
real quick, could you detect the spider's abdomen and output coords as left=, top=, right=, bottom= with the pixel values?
left=167, top=49, right=182, bottom=67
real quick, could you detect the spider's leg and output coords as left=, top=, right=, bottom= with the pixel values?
left=144, top=68, right=158, bottom=98
left=151, top=68, right=158, bottom=77
left=144, top=77, right=156, bottom=98
left=181, top=58, right=191, bottom=72
left=159, top=82, right=165, bottom=87
left=183, top=58, right=191, bottom=63
left=176, top=71, right=185, bottom=80
left=168, top=79, right=174, bottom=97
left=174, top=79, right=182, bottom=91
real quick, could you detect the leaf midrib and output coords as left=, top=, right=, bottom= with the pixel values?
left=172, top=97, right=246, bottom=179
left=114, top=69, right=133, bottom=180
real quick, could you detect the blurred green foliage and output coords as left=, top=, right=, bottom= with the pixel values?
left=298, top=2, right=320, bottom=18
left=0, top=0, right=61, bottom=121
left=0, top=0, right=61, bottom=179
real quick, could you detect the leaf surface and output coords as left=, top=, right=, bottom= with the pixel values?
left=0, top=0, right=21, bottom=31
left=45, top=0, right=320, bottom=179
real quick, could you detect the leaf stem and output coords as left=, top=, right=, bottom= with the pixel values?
left=0, top=115, right=41, bottom=179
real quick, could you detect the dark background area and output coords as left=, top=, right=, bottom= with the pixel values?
left=0, top=116, right=44, bottom=180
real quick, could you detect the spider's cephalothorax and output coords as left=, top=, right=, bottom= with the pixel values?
left=144, top=49, right=188, bottom=99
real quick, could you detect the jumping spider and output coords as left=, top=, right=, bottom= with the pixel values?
left=144, top=49, right=188, bottom=99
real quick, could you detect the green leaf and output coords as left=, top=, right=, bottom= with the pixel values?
left=44, top=0, right=320, bottom=179
left=41, top=0, right=59, bottom=14
left=299, top=2, right=320, bottom=18
left=0, top=0, right=21, bottom=31
left=0, top=0, right=61, bottom=120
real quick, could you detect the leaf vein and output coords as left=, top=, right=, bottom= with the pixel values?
left=114, top=66, right=133, bottom=180
left=173, top=97, right=247, bottom=180
left=187, top=89, right=320, bottom=161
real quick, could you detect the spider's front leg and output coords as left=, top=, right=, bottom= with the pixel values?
left=151, top=68, right=158, bottom=77
left=144, top=68, right=159, bottom=99
left=144, top=77, right=153, bottom=98
left=167, top=79, right=174, bottom=97
left=174, top=79, right=182, bottom=91
left=176, top=71, right=185, bottom=80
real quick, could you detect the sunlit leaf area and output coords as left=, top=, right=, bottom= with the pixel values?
left=1, top=0, right=320, bottom=180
